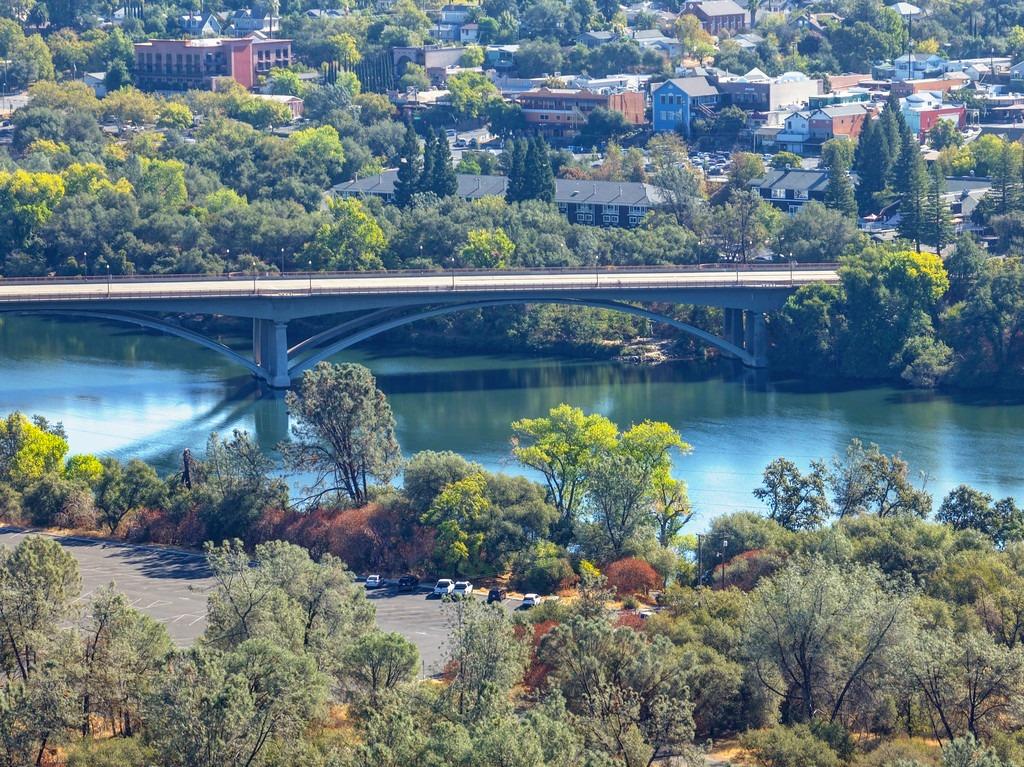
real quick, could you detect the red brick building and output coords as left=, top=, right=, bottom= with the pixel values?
left=683, top=0, right=747, bottom=34
left=133, top=37, right=292, bottom=91
left=515, top=87, right=647, bottom=140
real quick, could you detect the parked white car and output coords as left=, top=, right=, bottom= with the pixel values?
left=522, top=593, right=540, bottom=608
left=433, top=578, right=455, bottom=596
left=453, top=581, right=474, bottom=598
left=365, top=574, right=382, bottom=588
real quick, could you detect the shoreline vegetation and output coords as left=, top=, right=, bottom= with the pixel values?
left=2, top=362, right=1024, bottom=765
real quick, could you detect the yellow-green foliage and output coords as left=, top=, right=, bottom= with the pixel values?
left=0, top=413, right=68, bottom=487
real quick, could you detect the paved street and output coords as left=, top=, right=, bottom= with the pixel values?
left=0, top=266, right=841, bottom=303
left=0, top=528, right=514, bottom=672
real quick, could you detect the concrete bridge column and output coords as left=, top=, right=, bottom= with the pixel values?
left=744, top=310, right=768, bottom=368
left=253, top=318, right=291, bottom=388
left=724, top=308, right=745, bottom=359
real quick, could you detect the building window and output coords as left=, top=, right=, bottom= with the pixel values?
left=628, top=215, right=641, bottom=225
left=771, top=188, right=786, bottom=199
left=578, top=213, right=594, bottom=223
left=788, top=204, right=801, bottom=214
left=795, top=189, right=808, bottom=199
left=603, top=213, right=619, bottom=223
left=629, top=205, right=645, bottom=215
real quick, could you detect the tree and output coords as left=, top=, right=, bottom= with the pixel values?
left=604, top=557, right=661, bottom=595
left=753, top=458, right=830, bottom=530
left=146, top=640, right=328, bottom=767
left=510, top=405, right=618, bottom=538
left=746, top=558, right=911, bottom=724
left=504, top=138, right=527, bottom=203
left=419, top=128, right=436, bottom=195
left=94, top=457, right=166, bottom=533
left=712, top=189, right=778, bottom=262
left=652, top=474, right=693, bottom=547
left=579, top=107, right=630, bottom=144
left=0, top=411, right=68, bottom=488
left=937, top=485, right=1024, bottom=547
left=443, top=599, right=528, bottom=723
left=524, top=136, right=555, bottom=203
left=460, top=44, right=485, bottom=68
left=398, top=62, right=430, bottom=91
left=515, top=40, right=564, bottom=78
left=447, top=71, right=499, bottom=119
left=741, top=725, right=842, bottom=767
left=284, top=363, right=402, bottom=506
left=829, top=439, right=932, bottom=519
left=853, top=118, right=891, bottom=214
left=430, top=131, right=458, bottom=198
left=895, top=131, right=927, bottom=250
left=774, top=201, right=865, bottom=262
left=539, top=613, right=698, bottom=764
left=823, top=150, right=857, bottom=218
left=587, top=450, right=654, bottom=558
left=928, top=119, right=963, bottom=150
left=304, top=197, right=386, bottom=271
left=461, top=228, right=515, bottom=268
left=341, top=631, right=419, bottom=708
left=393, top=121, right=422, bottom=208
left=0, top=535, right=80, bottom=681
left=923, top=162, right=954, bottom=253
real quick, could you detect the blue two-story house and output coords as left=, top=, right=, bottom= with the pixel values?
left=652, top=77, right=721, bottom=136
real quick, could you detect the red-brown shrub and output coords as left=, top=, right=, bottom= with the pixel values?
left=605, top=557, right=661, bottom=596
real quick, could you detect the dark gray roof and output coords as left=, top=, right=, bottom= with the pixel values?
left=656, top=77, right=719, bottom=98
left=943, top=176, right=992, bottom=194
left=332, top=171, right=665, bottom=206
left=750, top=168, right=830, bottom=192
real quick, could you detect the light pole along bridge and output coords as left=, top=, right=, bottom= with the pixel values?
left=0, top=265, right=840, bottom=389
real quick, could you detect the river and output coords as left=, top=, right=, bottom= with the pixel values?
left=2, top=315, right=1023, bottom=527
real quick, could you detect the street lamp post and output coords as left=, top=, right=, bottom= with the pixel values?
left=106, top=264, right=111, bottom=297
left=449, top=256, right=456, bottom=289
left=280, top=247, right=286, bottom=275
left=308, top=259, right=313, bottom=294
left=719, top=538, right=729, bottom=589
left=252, top=258, right=257, bottom=294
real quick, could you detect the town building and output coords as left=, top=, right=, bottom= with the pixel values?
left=758, top=103, right=871, bottom=153
left=900, top=92, right=967, bottom=139
left=716, top=69, right=822, bottom=113
left=133, top=37, right=292, bottom=91
left=393, top=45, right=467, bottom=85
left=515, top=87, right=647, bottom=140
left=332, top=172, right=665, bottom=228
left=629, top=29, right=683, bottom=59
left=682, top=0, right=747, bottom=34
left=652, top=77, right=720, bottom=135
left=178, top=13, right=222, bottom=37
left=749, top=168, right=834, bottom=214
left=890, top=74, right=969, bottom=98
left=255, top=93, right=304, bottom=119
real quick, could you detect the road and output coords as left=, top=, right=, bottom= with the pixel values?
left=0, top=266, right=841, bottom=304
left=0, top=529, right=513, bottom=673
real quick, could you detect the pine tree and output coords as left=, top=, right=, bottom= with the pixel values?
left=854, top=118, right=890, bottom=215
left=419, top=128, right=436, bottom=194
left=393, top=121, right=422, bottom=208
left=431, top=131, right=458, bottom=198
left=526, top=136, right=555, bottom=203
left=505, top=138, right=527, bottom=203
left=824, top=154, right=857, bottom=218
left=988, top=141, right=1023, bottom=216
left=923, top=162, right=954, bottom=253
left=895, top=132, right=926, bottom=251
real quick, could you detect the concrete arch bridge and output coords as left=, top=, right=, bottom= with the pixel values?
left=0, top=265, right=839, bottom=388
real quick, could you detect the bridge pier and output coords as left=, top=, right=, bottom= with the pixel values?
left=253, top=318, right=291, bottom=389
left=723, top=308, right=766, bottom=367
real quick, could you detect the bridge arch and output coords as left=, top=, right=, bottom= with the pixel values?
left=289, top=298, right=754, bottom=377
left=7, top=309, right=267, bottom=380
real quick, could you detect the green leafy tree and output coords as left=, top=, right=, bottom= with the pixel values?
left=447, top=71, right=499, bottom=119
left=895, top=131, right=927, bottom=251
left=94, top=457, right=166, bottom=533
left=341, top=631, right=419, bottom=708
left=753, top=457, right=831, bottom=530
left=305, top=196, right=386, bottom=271
left=923, top=162, right=954, bottom=253
left=430, top=130, right=458, bottom=198
left=461, top=228, right=515, bottom=268
left=511, top=404, right=618, bottom=537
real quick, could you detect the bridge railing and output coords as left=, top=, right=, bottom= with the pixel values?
left=0, top=262, right=839, bottom=287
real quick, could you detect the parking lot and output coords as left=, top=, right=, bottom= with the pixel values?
left=0, top=528, right=518, bottom=673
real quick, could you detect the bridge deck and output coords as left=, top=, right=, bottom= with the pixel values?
left=0, top=266, right=840, bottom=303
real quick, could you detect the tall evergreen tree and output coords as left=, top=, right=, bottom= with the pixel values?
left=854, top=118, right=890, bottom=215
left=824, top=153, right=857, bottom=218
left=895, top=132, right=926, bottom=251
left=505, top=138, right=527, bottom=203
left=987, top=141, right=1023, bottom=217
left=393, top=121, right=422, bottom=208
left=923, top=162, right=954, bottom=253
left=419, top=128, right=436, bottom=194
left=524, top=136, right=555, bottom=203
left=431, top=131, right=458, bottom=198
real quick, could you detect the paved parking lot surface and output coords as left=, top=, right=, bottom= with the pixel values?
left=0, top=528, right=213, bottom=645
left=0, top=529, right=519, bottom=671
